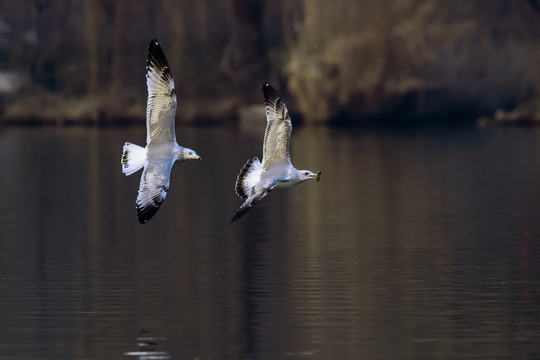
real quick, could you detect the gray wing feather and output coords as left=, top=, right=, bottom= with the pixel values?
left=262, top=82, right=292, bottom=168
left=136, top=158, right=174, bottom=223
left=146, top=39, right=177, bottom=146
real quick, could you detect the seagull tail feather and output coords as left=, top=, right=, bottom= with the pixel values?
left=122, top=142, right=146, bottom=176
left=235, top=157, right=262, bottom=199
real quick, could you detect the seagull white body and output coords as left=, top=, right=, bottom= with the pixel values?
left=231, top=82, right=320, bottom=222
left=121, top=39, right=200, bottom=224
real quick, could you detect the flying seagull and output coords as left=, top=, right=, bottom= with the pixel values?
left=231, top=82, right=321, bottom=222
left=121, top=39, right=200, bottom=224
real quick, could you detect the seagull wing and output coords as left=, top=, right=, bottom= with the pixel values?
left=146, top=39, right=177, bottom=147
left=261, top=82, right=293, bottom=168
left=136, top=158, right=174, bottom=224
left=230, top=179, right=278, bottom=222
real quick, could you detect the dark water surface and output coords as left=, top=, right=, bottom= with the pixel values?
left=0, top=124, right=539, bottom=359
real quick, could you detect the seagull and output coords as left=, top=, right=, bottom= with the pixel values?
left=121, top=39, right=200, bottom=224
left=231, top=82, right=321, bottom=222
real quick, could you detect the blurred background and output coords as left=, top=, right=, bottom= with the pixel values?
left=1, top=2, right=540, bottom=360
left=2, top=0, right=540, bottom=125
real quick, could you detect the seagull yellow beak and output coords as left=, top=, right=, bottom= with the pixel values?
left=315, top=171, right=321, bottom=183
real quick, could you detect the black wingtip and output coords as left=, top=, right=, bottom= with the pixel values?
left=148, top=38, right=161, bottom=56
left=230, top=210, right=246, bottom=223
left=147, top=38, right=170, bottom=72
left=230, top=201, right=253, bottom=223
left=136, top=203, right=160, bottom=224
left=262, top=81, right=276, bottom=94
left=262, top=82, right=281, bottom=104
left=138, top=213, right=149, bottom=224
left=137, top=208, right=152, bottom=224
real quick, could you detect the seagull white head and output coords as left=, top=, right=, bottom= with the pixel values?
left=181, top=147, right=201, bottom=161
left=298, top=170, right=321, bottom=183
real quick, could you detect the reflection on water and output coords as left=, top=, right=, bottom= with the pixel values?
left=0, top=125, right=539, bottom=359
left=124, top=329, right=170, bottom=359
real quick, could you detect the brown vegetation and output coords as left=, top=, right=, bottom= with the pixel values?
left=1, top=1, right=540, bottom=124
